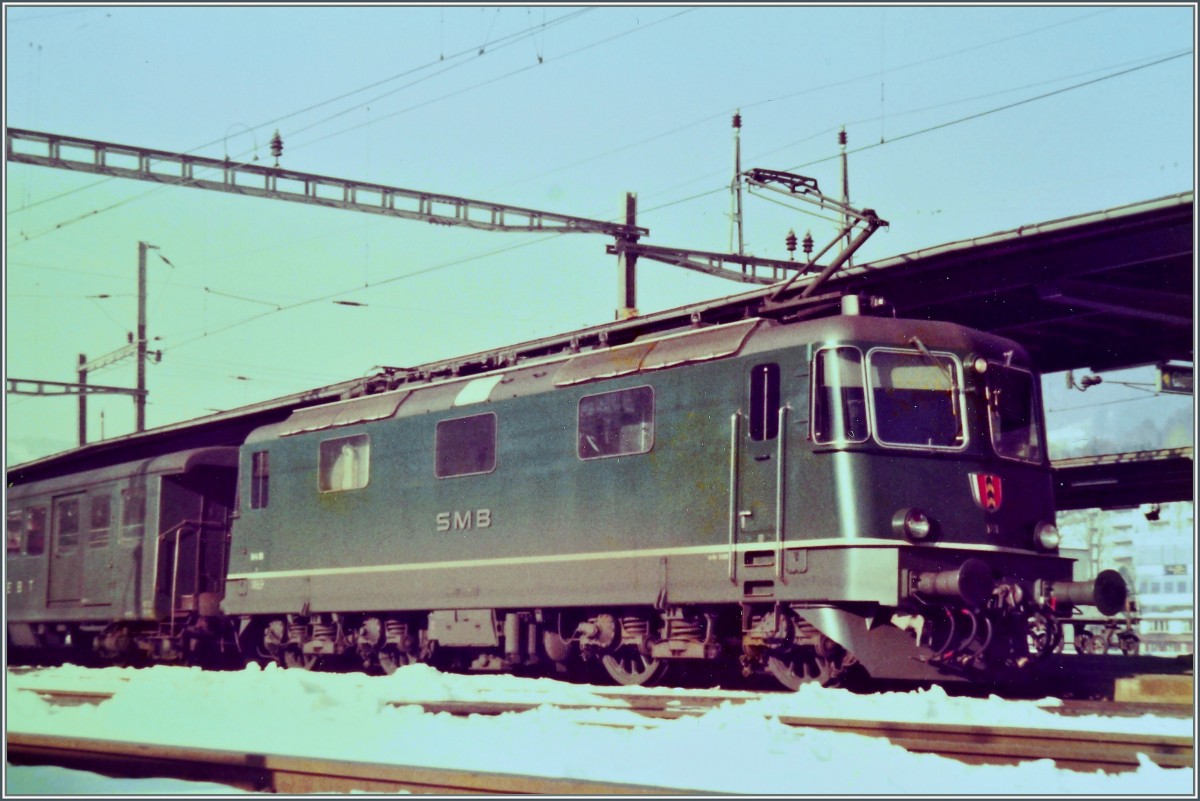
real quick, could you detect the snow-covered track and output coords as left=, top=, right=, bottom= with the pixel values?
left=6, top=732, right=686, bottom=794
left=20, top=686, right=1192, bottom=773
left=412, top=698, right=1193, bottom=773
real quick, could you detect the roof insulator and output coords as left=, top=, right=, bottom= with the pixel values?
left=270, top=129, right=283, bottom=165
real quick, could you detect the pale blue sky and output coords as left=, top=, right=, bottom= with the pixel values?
left=4, top=4, right=1195, bottom=464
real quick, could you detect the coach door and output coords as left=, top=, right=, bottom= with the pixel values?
left=48, top=493, right=85, bottom=604
left=731, top=362, right=787, bottom=586
left=156, top=457, right=238, bottom=615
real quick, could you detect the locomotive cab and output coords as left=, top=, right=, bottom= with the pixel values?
left=744, top=312, right=1125, bottom=685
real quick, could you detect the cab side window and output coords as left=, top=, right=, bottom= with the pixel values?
left=250, top=451, right=270, bottom=509
left=749, top=363, right=781, bottom=441
left=812, top=347, right=868, bottom=444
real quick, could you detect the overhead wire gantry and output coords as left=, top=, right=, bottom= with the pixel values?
left=6, top=125, right=887, bottom=404
left=7, top=126, right=884, bottom=302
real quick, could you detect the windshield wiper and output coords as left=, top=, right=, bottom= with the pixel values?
left=909, top=336, right=955, bottom=389
left=910, top=336, right=962, bottom=439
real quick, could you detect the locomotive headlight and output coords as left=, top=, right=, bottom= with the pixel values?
left=969, top=355, right=988, bottom=374
left=893, top=507, right=934, bottom=541
left=1034, top=520, right=1061, bottom=550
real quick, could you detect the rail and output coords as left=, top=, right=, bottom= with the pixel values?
left=7, top=732, right=683, bottom=794
left=19, top=687, right=1192, bottom=774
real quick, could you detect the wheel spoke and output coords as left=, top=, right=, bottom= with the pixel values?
left=378, top=646, right=410, bottom=675
left=600, top=648, right=668, bottom=686
left=767, top=649, right=835, bottom=691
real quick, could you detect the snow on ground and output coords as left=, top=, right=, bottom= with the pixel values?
left=5, top=765, right=252, bottom=795
left=5, top=664, right=1195, bottom=795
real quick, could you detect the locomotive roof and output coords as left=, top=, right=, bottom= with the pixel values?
left=793, top=314, right=1034, bottom=365
left=244, top=311, right=1032, bottom=444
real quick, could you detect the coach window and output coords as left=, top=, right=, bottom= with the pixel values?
left=56, top=498, right=81, bottom=551
left=89, top=495, right=112, bottom=548
left=436, top=413, right=497, bottom=478
left=749, top=363, right=781, bottom=441
left=250, top=451, right=270, bottom=508
left=26, top=507, right=46, bottom=555
left=812, top=347, right=868, bottom=444
left=319, top=434, right=370, bottom=492
left=7, top=510, right=22, bottom=554
left=579, top=386, right=654, bottom=460
left=121, top=487, right=146, bottom=543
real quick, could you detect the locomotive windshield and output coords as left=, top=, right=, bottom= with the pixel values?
left=987, top=364, right=1044, bottom=462
left=868, top=348, right=965, bottom=449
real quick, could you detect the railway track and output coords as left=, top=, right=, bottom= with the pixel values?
left=15, top=686, right=1193, bottom=781
left=6, top=732, right=684, bottom=794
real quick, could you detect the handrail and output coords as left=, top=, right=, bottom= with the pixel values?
left=775, top=405, right=790, bottom=583
left=156, top=518, right=223, bottom=541
left=156, top=518, right=225, bottom=637
left=727, top=412, right=742, bottom=584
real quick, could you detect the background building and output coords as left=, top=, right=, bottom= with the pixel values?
left=1060, top=502, right=1194, bottom=656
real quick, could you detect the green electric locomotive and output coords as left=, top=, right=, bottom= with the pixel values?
left=219, top=300, right=1124, bottom=688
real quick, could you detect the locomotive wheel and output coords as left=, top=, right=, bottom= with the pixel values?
left=378, top=645, right=412, bottom=675
left=766, top=648, right=836, bottom=690
left=600, top=648, right=669, bottom=686
left=282, top=645, right=322, bottom=671
left=1023, top=608, right=1062, bottom=659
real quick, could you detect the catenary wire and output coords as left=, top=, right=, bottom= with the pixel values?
left=482, top=8, right=1118, bottom=194
left=634, top=50, right=1192, bottom=219
left=5, top=9, right=593, bottom=218
left=5, top=10, right=677, bottom=247
left=292, top=9, right=697, bottom=152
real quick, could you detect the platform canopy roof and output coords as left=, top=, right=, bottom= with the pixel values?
left=1053, top=447, right=1194, bottom=512
left=825, top=191, right=1194, bottom=374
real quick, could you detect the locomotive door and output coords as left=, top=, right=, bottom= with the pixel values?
left=732, top=363, right=785, bottom=578
left=48, top=493, right=85, bottom=603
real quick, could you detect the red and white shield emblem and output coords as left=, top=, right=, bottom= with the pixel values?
left=969, top=472, right=1003, bottom=511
